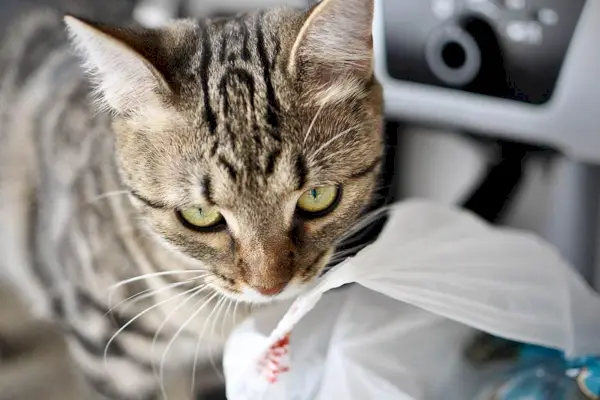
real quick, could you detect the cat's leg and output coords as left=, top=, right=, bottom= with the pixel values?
left=64, top=334, right=161, bottom=400
left=51, top=295, right=193, bottom=400
left=133, top=0, right=182, bottom=28
left=62, top=329, right=200, bottom=400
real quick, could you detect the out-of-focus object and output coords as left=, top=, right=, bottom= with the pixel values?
left=570, top=356, right=600, bottom=400
left=133, top=0, right=180, bottom=27
left=384, top=0, right=585, bottom=105
left=223, top=200, right=600, bottom=400
left=376, top=0, right=593, bottom=159
left=475, top=362, right=583, bottom=400
left=186, top=0, right=308, bottom=18
left=469, top=340, right=595, bottom=400
left=0, top=284, right=88, bottom=400
left=376, top=0, right=600, bottom=287
left=134, top=0, right=307, bottom=27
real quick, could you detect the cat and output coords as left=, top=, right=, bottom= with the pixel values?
left=0, top=0, right=383, bottom=398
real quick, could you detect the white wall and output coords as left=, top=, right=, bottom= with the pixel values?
left=398, top=127, right=600, bottom=289
left=398, top=127, right=551, bottom=233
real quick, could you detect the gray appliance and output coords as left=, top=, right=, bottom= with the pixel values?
left=376, top=0, right=600, bottom=286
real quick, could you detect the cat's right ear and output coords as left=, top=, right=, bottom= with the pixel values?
left=289, top=0, right=375, bottom=103
left=64, top=16, right=188, bottom=114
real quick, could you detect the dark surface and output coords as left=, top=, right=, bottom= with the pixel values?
left=202, top=387, right=227, bottom=400
left=0, top=0, right=136, bottom=39
left=460, top=140, right=530, bottom=224
left=382, top=0, right=587, bottom=105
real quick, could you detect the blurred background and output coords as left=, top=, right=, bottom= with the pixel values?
left=0, top=0, right=599, bottom=399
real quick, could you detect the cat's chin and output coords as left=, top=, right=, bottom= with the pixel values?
left=208, top=249, right=333, bottom=304
left=211, top=280, right=317, bottom=305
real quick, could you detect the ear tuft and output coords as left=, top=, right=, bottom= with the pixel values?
left=289, top=0, right=375, bottom=81
left=64, top=15, right=171, bottom=114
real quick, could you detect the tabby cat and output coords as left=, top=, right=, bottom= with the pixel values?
left=0, top=0, right=383, bottom=398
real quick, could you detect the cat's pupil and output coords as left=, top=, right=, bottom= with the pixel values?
left=311, top=189, right=318, bottom=200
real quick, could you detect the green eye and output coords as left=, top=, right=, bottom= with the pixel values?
left=296, top=185, right=341, bottom=216
left=176, top=206, right=224, bottom=231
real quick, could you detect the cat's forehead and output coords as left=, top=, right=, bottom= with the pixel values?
left=180, top=9, right=297, bottom=92
left=111, top=4, right=381, bottom=210
left=169, top=9, right=375, bottom=156
left=203, top=143, right=304, bottom=202
left=167, top=10, right=307, bottom=199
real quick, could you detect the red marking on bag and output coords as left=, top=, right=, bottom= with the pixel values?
left=258, top=332, right=291, bottom=384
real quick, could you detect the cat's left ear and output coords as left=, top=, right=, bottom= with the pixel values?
left=64, top=16, right=191, bottom=114
left=289, top=0, right=375, bottom=101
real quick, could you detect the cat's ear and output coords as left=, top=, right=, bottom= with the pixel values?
left=289, top=0, right=375, bottom=100
left=64, top=16, right=186, bottom=114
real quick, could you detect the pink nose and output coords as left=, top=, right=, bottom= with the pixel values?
left=255, top=282, right=287, bottom=296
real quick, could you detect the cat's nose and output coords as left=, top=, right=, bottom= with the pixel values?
left=254, top=281, right=288, bottom=297
left=237, top=234, right=294, bottom=296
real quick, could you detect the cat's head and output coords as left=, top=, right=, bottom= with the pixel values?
left=66, top=0, right=382, bottom=303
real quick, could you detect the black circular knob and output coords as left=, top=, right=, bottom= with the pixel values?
left=425, top=25, right=482, bottom=86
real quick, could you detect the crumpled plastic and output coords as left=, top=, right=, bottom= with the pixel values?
left=223, top=200, right=600, bottom=400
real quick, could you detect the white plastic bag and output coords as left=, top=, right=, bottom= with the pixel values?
left=223, top=200, right=600, bottom=400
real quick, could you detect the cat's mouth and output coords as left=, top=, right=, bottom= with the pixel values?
left=208, top=248, right=334, bottom=304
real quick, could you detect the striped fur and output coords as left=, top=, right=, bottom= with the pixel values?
left=0, top=1, right=382, bottom=398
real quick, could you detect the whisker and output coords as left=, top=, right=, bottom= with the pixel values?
left=372, top=183, right=394, bottom=192
left=103, top=284, right=206, bottom=375
left=303, top=101, right=326, bottom=146
left=324, top=205, right=401, bottom=270
left=109, top=269, right=209, bottom=291
left=220, top=298, right=234, bottom=340
left=318, top=143, right=359, bottom=164
left=156, top=287, right=217, bottom=400
left=310, top=124, right=363, bottom=162
left=106, top=270, right=212, bottom=313
left=317, top=133, right=384, bottom=165
left=160, top=291, right=220, bottom=398
left=107, top=274, right=212, bottom=315
left=327, top=249, right=370, bottom=269
left=368, top=193, right=391, bottom=205
left=209, top=297, right=228, bottom=385
left=337, top=205, right=394, bottom=244
left=190, top=293, right=225, bottom=395
left=232, top=299, right=240, bottom=329
left=336, top=222, right=383, bottom=249
left=86, top=190, right=129, bottom=204
left=87, top=190, right=130, bottom=204
left=195, top=296, right=227, bottom=390
left=190, top=295, right=218, bottom=397
left=151, top=279, right=218, bottom=380
left=330, top=243, right=371, bottom=262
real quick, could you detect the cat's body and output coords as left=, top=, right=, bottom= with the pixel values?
left=0, top=1, right=382, bottom=399
left=0, top=11, right=228, bottom=399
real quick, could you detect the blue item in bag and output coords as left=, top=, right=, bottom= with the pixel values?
left=568, top=357, right=600, bottom=399
left=474, top=340, right=600, bottom=399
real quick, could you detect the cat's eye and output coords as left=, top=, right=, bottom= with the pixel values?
left=296, top=185, right=341, bottom=217
left=176, top=206, right=224, bottom=231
